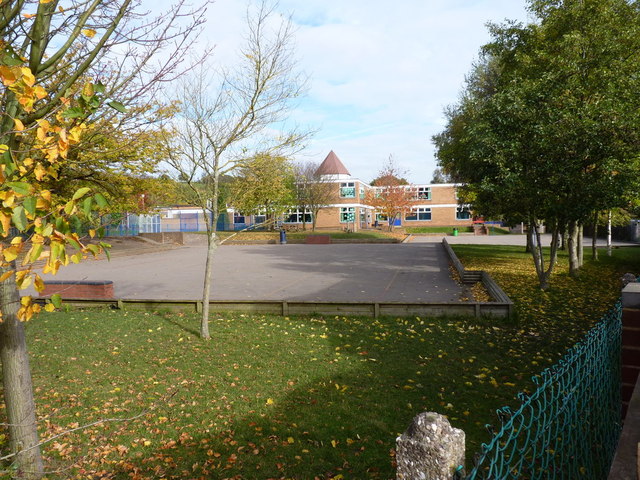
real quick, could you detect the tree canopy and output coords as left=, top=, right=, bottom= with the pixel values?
left=433, top=0, right=640, bottom=287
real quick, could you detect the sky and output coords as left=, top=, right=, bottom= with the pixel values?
left=168, top=0, right=533, bottom=184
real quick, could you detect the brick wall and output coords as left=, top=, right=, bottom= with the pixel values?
left=622, top=306, right=640, bottom=417
left=40, top=281, right=114, bottom=299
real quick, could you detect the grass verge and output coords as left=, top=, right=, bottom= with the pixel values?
left=5, top=244, right=636, bottom=479
left=405, top=226, right=473, bottom=234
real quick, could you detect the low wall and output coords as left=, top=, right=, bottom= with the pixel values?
left=441, top=238, right=514, bottom=316
left=138, top=232, right=186, bottom=245
left=40, top=281, right=114, bottom=300
left=34, top=298, right=512, bottom=318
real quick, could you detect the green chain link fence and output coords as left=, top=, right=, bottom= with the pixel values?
left=467, top=301, right=622, bottom=479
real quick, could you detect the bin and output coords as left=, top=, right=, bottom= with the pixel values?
left=279, top=229, right=287, bottom=244
left=453, top=228, right=458, bottom=236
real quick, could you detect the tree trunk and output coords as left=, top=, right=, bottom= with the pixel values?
left=200, top=233, right=217, bottom=340
left=568, top=220, right=580, bottom=277
left=607, top=210, right=612, bottom=257
left=592, top=211, right=598, bottom=261
left=528, top=223, right=544, bottom=282
left=0, top=264, right=44, bottom=479
left=578, top=223, right=584, bottom=267
left=529, top=221, right=561, bottom=290
left=199, top=173, right=221, bottom=340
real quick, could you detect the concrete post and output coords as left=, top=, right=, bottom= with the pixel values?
left=396, top=412, right=465, bottom=480
left=622, top=281, right=640, bottom=417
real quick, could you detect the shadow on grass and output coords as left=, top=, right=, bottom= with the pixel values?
left=52, top=312, right=544, bottom=480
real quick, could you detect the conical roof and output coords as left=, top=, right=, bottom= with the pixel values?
left=316, top=151, right=351, bottom=176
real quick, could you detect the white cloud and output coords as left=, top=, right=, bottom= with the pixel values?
left=148, top=0, right=531, bottom=183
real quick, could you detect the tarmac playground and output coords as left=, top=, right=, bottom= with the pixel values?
left=34, top=243, right=465, bottom=303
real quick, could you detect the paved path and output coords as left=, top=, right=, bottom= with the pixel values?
left=409, top=233, right=638, bottom=247
left=35, top=243, right=464, bottom=303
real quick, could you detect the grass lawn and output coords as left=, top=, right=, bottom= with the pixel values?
left=5, top=245, right=637, bottom=479
left=18, top=311, right=550, bottom=479
left=405, top=226, right=510, bottom=235
left=286, top=230, right=399, bottom=240
left=405, top=226, right=473, bottom=234
left=452, top=244, right=640, bottom=345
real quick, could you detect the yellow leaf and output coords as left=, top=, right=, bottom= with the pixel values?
left=0, top=270, right=14, bottom=282
left=13, top=118, right=24, bottom=132
left=287, top=437, right=294, bottom=444
left=20, top=295, right=31, bottom=306
left=81, top=29, right=96, bottom=38
left=44, top=303, right=55, bottom=312
left=82, top=83, right=94, bottom=97
left=2, top=246, right=18, bottom=262
left=330, top=440, right=338, bottom=448
left=0, top=213, right=10, bottom=235
left=40, top=0, right=54, bottom=3
left=34, top=275, right=44, bottom=292
left=34, top=163, right=46, bottom=181
left=89, top=229, right=96, bottom=238
left=266, top=398, right=274, bottom=405
left=20, top=68, right=35, bottom=87
left=33, top=85, right=47, bottom=100
left=0, top=66, right=17, bottom=86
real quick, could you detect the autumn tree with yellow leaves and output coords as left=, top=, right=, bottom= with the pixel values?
left=0, top=1, right=207, bottom=477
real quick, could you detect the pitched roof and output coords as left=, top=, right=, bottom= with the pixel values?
left=315, top=150, right=351, bottom=176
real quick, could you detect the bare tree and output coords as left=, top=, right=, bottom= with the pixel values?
left=164, top=1, right=309, bottom=339
left=293, top=162, right=335, bottom=231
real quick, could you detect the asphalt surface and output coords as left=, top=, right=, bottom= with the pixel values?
left=35, top=243, right=465, bottom=303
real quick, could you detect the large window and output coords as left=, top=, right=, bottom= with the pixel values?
left=340, top=182, right=356, bottom=198
left=340, top=207, right=356, bottom=222
left=406, top=207, right=432, bottom=221
left=284, top=209, right=312, bottom=223
left=233, top=213, right=245, bottom=224
left=456, top=206, right=471, bottom=220
left=416, top=186, right=431, bottom=200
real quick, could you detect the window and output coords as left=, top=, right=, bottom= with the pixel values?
left=376, top=213, right=388, bottom=222
left=359, top=185, right=365, bottom=197
left=340, top=207, right=355, bottom=222
left=254, top=214, right=267, bottom=225
left=340, top=182, right=356, bottom=198
left=406, top=207, right=431, bottom=221
left=233, top=213, right=245, bottom=224
left=284, top=209, right=312, bottom=223
left=416, top=187, right=431, bottom=200
left=456, top=207, right=471, bottom=220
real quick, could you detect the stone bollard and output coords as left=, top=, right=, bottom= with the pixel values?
left=396, top=412, right=465, bottom=480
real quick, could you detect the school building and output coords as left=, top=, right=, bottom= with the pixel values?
left=114, top=151, right=474, bottom=234
left=223, top=151, right=474, bottom=231
left=278, top=151, right=473, bottom=232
